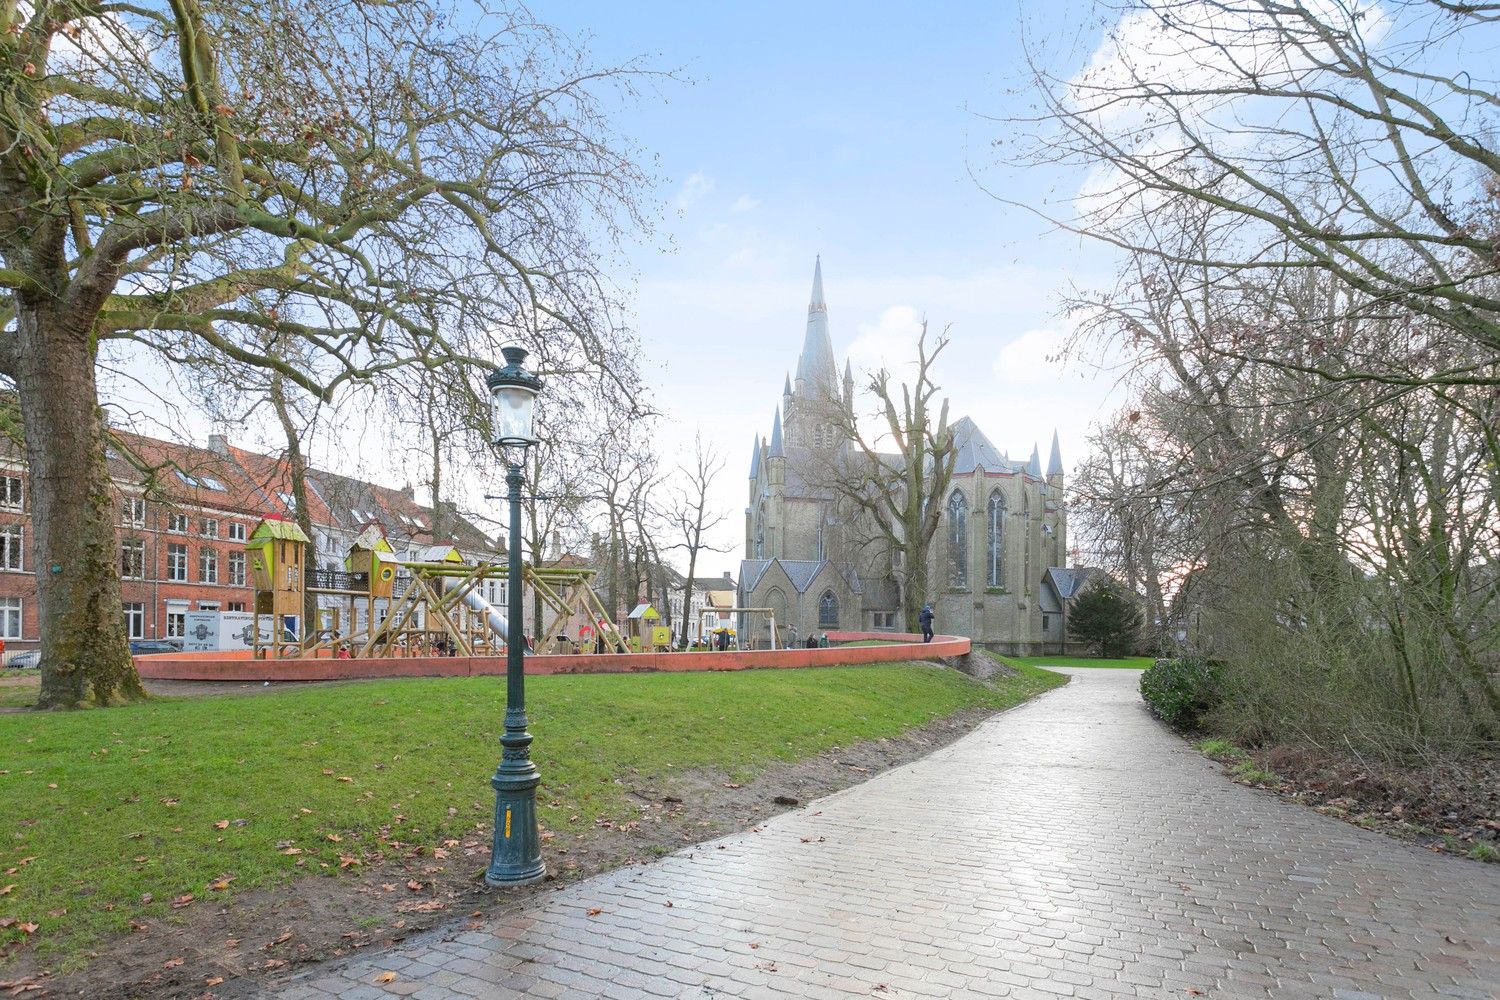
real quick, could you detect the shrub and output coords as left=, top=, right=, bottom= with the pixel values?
left=1139, top=656, right=1221, bottom=730
left=1067, top=578, right=1142, bottom=657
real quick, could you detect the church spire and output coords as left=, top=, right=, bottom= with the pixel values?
left=794, top=257, right=837, bottom=397
left=1047, top=430, right=1063, bottom=478
left=749, top=434, right=761, bottom=479
left=767, top=406, right=784, bottom=458
left=1027, top=444, right=1042, bottom=477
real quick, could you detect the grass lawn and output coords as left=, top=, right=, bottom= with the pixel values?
left=0, top=672, right=40, bottom=708
left=834, top=639, right=909, bottom=647
left=999, top=655, right=1156, bottom=670
left=0, top=662, right=1063, bottom=965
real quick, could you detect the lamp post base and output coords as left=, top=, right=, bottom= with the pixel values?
left=485, top=766, right=545, bottom=887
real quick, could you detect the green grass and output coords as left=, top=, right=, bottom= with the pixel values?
left=835, top=639, right=909, bottom=647
left=1229, top=760, right=1282, bottom=787
left=0, top=663, right=1058, bottom=964
left=1195, top=738, right=1245, bottom=762
left=0, top=673, right=40, bottom=708
left=1001, top=655, right=1157, bottom=670
left=1469, top=843, right=1498, bottom=862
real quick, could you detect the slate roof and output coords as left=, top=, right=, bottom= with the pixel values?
left=1047, top=430, right=1064, bottom=477
left=949, top=417, right=1016, bottom=476
left=1045, top=566, right=1101, bottom=601
left=738, top=557, right=862, bottom=596
left=795, top=258, right=838, bottom=397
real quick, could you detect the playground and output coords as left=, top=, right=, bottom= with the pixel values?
left=141, top=516, right=970, bottom=682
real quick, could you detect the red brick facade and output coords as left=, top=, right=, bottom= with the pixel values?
left=0, top=453, right=266, bottom=652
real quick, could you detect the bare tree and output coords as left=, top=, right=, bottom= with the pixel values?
left=665, top=435, right=729, bottom=649
left=799, top=322, right=957, bottom=632
left=1001, top=0, right=1500, bottom=384
left=0, top=1, right=654, bottom=706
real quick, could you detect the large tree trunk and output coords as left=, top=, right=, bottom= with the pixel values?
left=17, top=309, right=145, bottom=707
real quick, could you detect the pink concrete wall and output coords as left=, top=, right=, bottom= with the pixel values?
left=134, top=632, right=970, bottom=682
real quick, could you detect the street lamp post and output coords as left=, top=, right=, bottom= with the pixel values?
left=485, top=346, right=545, bottom=887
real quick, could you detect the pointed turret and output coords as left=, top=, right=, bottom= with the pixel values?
left=1047, top=430, right=1063, bottom=479
left=767, top=407, right=786, bottom=487
left=1027, top=444, right=1042, bottom=478
left=782, top=372, right=792, bottom=398
left=794, top=257, right=837, bottom=398
left=842, top=359, right=854, bottom=407
left=749, top=434, right=761, bottom=479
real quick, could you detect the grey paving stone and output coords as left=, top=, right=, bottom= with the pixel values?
left=267, top=669, right=1500, bottom=999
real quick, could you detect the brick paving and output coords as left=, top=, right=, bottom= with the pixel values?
left=273, top=668, right=1500, bottom=999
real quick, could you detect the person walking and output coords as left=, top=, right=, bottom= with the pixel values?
left=919, top=603, right=935, bottom=643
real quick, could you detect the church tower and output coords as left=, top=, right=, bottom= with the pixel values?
left=786, top=257, right=844, bottom=452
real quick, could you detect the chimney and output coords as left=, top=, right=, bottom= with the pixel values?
left=208, top=433, right=230, bottom=455
left=723, top=571, right=731, bottom=581
left=401, top=483, right=415, bottom=499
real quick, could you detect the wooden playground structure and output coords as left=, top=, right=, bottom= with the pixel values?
left=245, top=518, right=626, bottom=659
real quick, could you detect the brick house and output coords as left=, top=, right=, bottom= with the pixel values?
left=0, top=430, right=502, bottom=658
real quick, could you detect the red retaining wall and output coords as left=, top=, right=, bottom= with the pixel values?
left=133, top=632, right=970, bottom=683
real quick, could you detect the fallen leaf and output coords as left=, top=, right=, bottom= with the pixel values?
left=263, top=958, right=286, bottom=970
left=0, top=885, right=13, bottom=896
left=337, top=776, right=353, bottom=783
left=0, top=918, right=14, bottom=928
left=663, top=900, right=673, bottom=908
left=208, top=877, right=235, bottom=892
left=266, top=930, right=292, bottom=947
left=338, top=855, right=361, bottom=869
left=163, top=957, right=184, bottom=969
left=205, top=976, right=225, bottom=987
left=374, top=972, right=398, bottom=984
left=280, top=848, right=303, bottom=856
left=326, top=833, right=343, bottom=842
left=225, top=939, right=240, bottom=948
left=321, top=769, right=334, bottom=776
left=171, top=893, right=194, bottom=908
left=406, top=880, right=422, bottom=891
left=214, top=820, right=229, bottom=830
left=585, top=907, right=602, bottom=917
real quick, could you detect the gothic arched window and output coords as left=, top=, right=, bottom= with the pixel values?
left=986, top=490, right=1006, bottom=588
left=818, top=589, right=839, bottom=628
left=947, top=489, right=969, bottom=588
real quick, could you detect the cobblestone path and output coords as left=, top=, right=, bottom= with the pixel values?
left=276, top=668, right=1500, bottom=999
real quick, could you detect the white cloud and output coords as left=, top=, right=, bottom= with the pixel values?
left=729, top=194, right=760, bottom=214
left=675, top=171, right=715, bottom=209
left=844, top=305, right=925, bottom=373
left=993, top=328, right=1066, bottom=385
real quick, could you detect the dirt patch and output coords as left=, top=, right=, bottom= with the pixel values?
left=1210, top=743, right=1499, bottom=862
left=0, top=705, right=1000, bottom=999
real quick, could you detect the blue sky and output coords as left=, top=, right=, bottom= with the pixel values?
left=525, top=1, right=1124, bottom=575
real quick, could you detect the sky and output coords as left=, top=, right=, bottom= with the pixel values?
left=519, top=0, right=1127, bottom=578
left=96, top=0, right=1131, bottom=580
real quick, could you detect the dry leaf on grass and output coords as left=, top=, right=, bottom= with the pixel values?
left=171, top=893, right=195, bottom=908
left=213, top=820, right=229, bottom=830
left=205, top=976, right=224, bottom=987
left=162, top=957, right=184, bottom=969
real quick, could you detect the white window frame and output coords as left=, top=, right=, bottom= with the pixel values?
left=122, top=495, right=146, bottom=528
left=197, top=600, right=220, bottom=611
left=123, top=602, right=145, bottom=640
left=227, top=551, right=246, bottom=587
left=199, top=546, right=219, bottom=584
left=166, top=543, right=188, bottom=582
left=165, top=610, right=186, bottom=637
left=227, top=601, right=246, bottom=612
left=121, top=538, right=145, bottom=580
left=200, top=517, right=219, bottom=538
left=0, top=523, right=22, bottom=571
left=228, top=522, right=246, bottom=542
left=168, top=512, right=189, bottom=533
left=0, top=475, right=21, bottom=510
left=0, top=596, right=20, bottom=638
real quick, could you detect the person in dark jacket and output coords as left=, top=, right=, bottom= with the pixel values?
left=919, top=604, right=935, bottom=643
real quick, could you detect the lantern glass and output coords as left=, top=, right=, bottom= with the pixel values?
left=490, top=382, right=538, bottom=447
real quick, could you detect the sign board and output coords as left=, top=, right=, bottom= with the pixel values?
left=182, top=611, right=277, bottom=651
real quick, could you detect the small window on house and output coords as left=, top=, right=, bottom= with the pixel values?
left=228, top=522, right=246, bottom=542
left=0, top=475, right=21, bottom=510
left=200, top=517, right=218, bottom=538
left=120, top=538, right=145, bottom=579
left=0, top=596, right=23, bottom=638
left=122, top=496, right=146, bottom=527
left=0, top=523, right=22, bottom=571
left=168, top=512, right=189, bottom=533
left=122, top=602, right=145, bottom=640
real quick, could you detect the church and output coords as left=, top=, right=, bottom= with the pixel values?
left=738, top=259, right=1078, bottom=653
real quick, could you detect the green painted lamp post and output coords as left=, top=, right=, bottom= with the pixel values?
left=484, top=345, right=545, bottom=887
